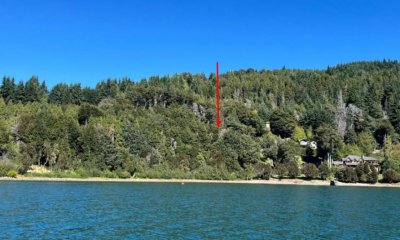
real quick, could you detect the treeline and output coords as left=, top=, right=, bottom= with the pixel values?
left=1, top=60, right=400, bottom=182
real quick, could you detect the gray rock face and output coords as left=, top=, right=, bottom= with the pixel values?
left=335, top=90, right=347, bottom=138
left=192, top=102, right=206, bottom=118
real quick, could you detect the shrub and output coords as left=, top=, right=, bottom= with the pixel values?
left=274, top=163, right=288, bottom=179
left=102, top=170, right=118, bottom=178
left=303, top=163, right=320, bottom=179
left=7, top=170, right=17, bottom=178
left=358, top=174, right=368, bottom=183
left=336, top=167, right=358, bottom=183
left=318, top=161, right=331, bottom=180
left=383, top=169, right=399, bottom=183
left=117, top=170, right=131, bottom=179
left=75, top=168, right=91, bottom=178
left=254, top=162, right=273, bottom=180
left=0, top=162, right=18, bottom=177
left=367, top=167, right=378, bottom=184
left=286, top=161, right=300, bottom=179
left=89, top=168, right=103, bottom=177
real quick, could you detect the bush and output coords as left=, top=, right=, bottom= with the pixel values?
left=318, top=161, right=331, bottom=180
left=274, top=163, right=288, bottom=179
left=354, top=163, right=379, bottom=184
left=383, top=169, right=400, bottom=183
left=336, top=167, right=358, bottom=183
left=75, top=168, right=91, bottom=178
left=0, top=162, right=18, bottom=177
left=303, top=163, right=320, bottom=179
left=102, top=170, right=118, bottom=178
left=286, top=161, right=300, bottom=179
left=117, top=170, right=131, bottom=179
left=89, top=168, right=103, bottom=177
left=254, top=162, right=273, bottom=180
left=367, top=167, right=378, bottom=184
left=7, top=170, right=17, bottom=178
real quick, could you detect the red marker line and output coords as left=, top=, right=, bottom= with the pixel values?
left=216, top=62, right=221, bottom=128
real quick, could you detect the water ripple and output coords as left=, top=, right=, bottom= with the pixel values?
left=0, top=182, right=399, bottom=239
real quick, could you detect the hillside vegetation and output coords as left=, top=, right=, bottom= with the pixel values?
left=1, top=60, right=400, bottom=181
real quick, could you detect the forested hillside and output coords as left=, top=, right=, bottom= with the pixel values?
left=1, top=60, right=400, bottom=181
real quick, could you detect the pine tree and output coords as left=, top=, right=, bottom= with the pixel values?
left=1, top=77, right=16, bottom=102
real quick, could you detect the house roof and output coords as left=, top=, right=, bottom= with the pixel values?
left=344, top=162, right=359, bottom=166
left=363, top=156, right=378, bottom=161
left=343, top=155, right=362, bottom=161
left=342, top=155, right=378, bottom=162
left=332, top=161, right=343, bottom=165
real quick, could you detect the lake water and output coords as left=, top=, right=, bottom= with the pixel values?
left=0, top=182, right=399, bottom=239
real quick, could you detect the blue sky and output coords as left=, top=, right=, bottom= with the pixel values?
left=0, top=0, right=399, bottom=88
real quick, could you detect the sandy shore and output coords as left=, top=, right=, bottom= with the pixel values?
left=1, top=176, right=400, bottom=188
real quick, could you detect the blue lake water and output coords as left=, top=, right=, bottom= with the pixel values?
left=0, top=182, right=399, bottom=239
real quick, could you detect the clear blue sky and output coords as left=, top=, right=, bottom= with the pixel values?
left=1, top=0, right=399, bottom=88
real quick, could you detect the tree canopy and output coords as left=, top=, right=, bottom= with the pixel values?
left=0, top=60, right=399, bottom=179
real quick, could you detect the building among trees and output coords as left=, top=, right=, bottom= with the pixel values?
left=333, top=155, right=380, bottom=169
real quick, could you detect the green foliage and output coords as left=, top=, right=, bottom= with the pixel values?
left=269, top=109, right=296, bottom=138
left=292, top=126, right=306, bottom=141
left=382, top=138, right=400, bottom=173
left=1, top=77, right=15, bottom=103
left=336, top=167, right=359, bottom=183
left=116, top=170, right=131, bottom=179
left=1, top=60, right=400, bottom=180
left=303, top=163, right=320, bottom=179
left=277, top=140, right=302, bottom=163
left=356, top=131, right=376, bottom=155
left=355, top=162, right=378, bottom=184
left=254, top=162, right=272, bottom=180
left=7, top=170, right=17, bottom=178
left=315, top=125, right=344, bottom=158
left=218, top=130, right=260, bottom=168
left=0, top=162, right=18, bottom=177
left=274, top=163, right=288, bottom=179
left=341, top=144, right=363, bottom=156
left=24, top=77, right=46, bottom=103
left=318, top=161, right=332, bottom=180
left=301, top=105, right=335, bottom=130
left=374, top=120, right=394, bottom=146
left=382, top=169, right=400, bottom=183
left=49, top=83, right=82, bottom=105
left=286, top=161, right=300, bottom=179
left=78, top=104, right=104, bottom=125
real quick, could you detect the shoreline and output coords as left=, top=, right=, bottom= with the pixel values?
left=1, top=176, right=400, bottom=188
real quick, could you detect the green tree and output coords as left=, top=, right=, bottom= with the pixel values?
left=301, top=105, right=335, bottom=131
left=318, top=161, right=331, bottom=180
left=303, top=163, right=319, bottom=179
left=374, top=120, right=394, bottom=147
left=274, top=163, right=288, bottom=179
left=254, top=162, right=272, bottom=180
left=49, top=83, right=70, bottom=105
left=25, top=76, right=45, bottom=102
left=14, top=81, right=25, bottom=102
left=277, top=140, right=302, bottom=163
left=269, top=109, right=296, bottom=138
left=78, top=104, right=104, bottom=125
left=315, top=125, right=344, bottom=158
left=1, top=77, right=15, bottom=102
left=286, top=161, right=300, bottom=179
left=382, top=169, right=399, bottom=183
left=356, top=131, right=376, bottom=155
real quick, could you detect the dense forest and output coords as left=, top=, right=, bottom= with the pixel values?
left=1, top=60, right=400, bottom=182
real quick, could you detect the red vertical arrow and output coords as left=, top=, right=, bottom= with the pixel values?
left=216, top=62, right=221, bottom=128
